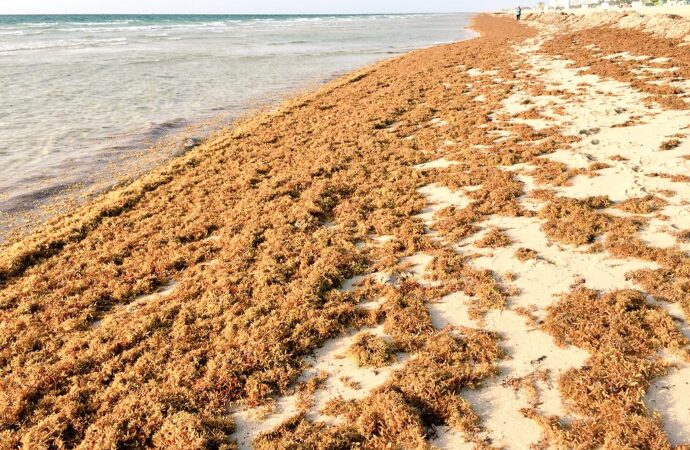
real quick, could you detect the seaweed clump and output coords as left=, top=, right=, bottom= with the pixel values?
left=530, top=288, right=689, bottom=448
left=475, top=227, right=512, bottom=248
left=347, top=332, right=396, bottom=368
left=257, top=329, right=503, bottom=448
left=538, top=196, right=612, bottom=246
left=616, top=195, right=667, bottom=214
left=515, top=247, right=538, bottom=262
left=659, top=138, right=681, bottom=150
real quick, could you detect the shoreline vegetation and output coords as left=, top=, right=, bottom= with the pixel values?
left=2, top=11, right=690, bottom=449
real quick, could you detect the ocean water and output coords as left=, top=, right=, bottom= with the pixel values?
left=0, top=13, right=474, bottom=237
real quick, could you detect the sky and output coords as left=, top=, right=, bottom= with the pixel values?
left=0, top=0, right=528, bottom=15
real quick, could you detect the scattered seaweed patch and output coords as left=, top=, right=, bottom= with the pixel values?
left=538, top=196, right=612, bottom=246
left=475, top=227, right=513, bottom=248
left=426, top=248, right=509, bottom=320
left=256, top=329, right=503, bottom=448
left=339, top=376, right=362, bottom=390
left=616, top=195, right=668, bottom=214
left=295, top=372, right=329, bottom=412
left=648, top=172, right=690, bottom=183
left=537, top=22, right=690, bottom=110
left=675, top=229, right=690, bottom=243
left=515, top=247, right=539, bottom=262
left=534, top=287, right=689, bottom=448
left=660, top=138, right=682, bottom=150
left=347, top=332, right=396, bottom=368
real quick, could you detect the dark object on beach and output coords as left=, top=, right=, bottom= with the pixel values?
left=516, top=6, right=522, bottom=21
left=579, top=127, right=600, bottom=136
left=173, top=136, right=204, bottom=157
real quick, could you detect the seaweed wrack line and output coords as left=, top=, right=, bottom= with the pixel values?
left=2, top=11, right=690, bottom=450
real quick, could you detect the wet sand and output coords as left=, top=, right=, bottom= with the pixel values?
left=1, top=12, right=690, bottom=449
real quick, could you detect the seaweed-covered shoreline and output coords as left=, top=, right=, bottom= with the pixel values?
left=2, top=12, right=690, bottom=449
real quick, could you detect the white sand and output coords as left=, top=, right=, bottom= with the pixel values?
left=433, top=16, right=690, bottom=448
left=467, top=20, right=689, bottom=447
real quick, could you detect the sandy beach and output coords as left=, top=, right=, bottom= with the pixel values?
left=1, top=10, right=690, bottom=449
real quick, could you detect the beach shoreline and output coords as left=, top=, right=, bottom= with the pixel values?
left=0, top=13, right=474, bottom=244
left=1, top=11, right=690, bottom=449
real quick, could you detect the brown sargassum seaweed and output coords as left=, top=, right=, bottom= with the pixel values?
left=526, top=288, right=689, bottom=449
left=1, top=12, right=689, bottom=449
left=0, top=14, right=535, bottom=449
left=537, top=22, right=690, bottom=110
left=346, top=332, right=395, bottom=368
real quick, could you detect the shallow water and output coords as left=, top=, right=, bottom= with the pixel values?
left=0, top=13, right=474, bottom=238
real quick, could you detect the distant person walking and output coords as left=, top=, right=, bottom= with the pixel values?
left=516, top=6, right=522, bottom=21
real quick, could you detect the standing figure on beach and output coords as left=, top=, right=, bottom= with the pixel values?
left=516, top=6, right=522, bottom=21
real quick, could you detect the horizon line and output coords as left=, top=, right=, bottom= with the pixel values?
left=0, top=11, right=484, bottom=15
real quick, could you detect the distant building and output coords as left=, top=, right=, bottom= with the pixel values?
left=547, top=0, right=611, bottom=8
left=547, top=0, right=570, bottom=8
left=568, top=0, right=605, bottom=8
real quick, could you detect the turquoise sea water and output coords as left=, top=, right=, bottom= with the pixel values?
left=0, top=13, right=474, bottom=235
